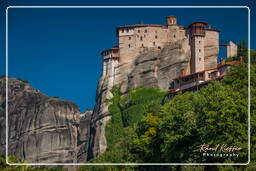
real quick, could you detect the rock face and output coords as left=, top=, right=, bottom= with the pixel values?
left=88, top=39, right=191, bottom=159
left=88, top=77, right=112, bottom=158
left=128, top=39, right=191, bottom=91
left=77, top=110, right=92, bottom=162
left=0, top=78, right=90, bottom=163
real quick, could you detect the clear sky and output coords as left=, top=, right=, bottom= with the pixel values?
left=0, top=0, right=254, bottom=112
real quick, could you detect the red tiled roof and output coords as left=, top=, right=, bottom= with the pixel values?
left=169, top=88, right=181, bottom=93
left=101, top=47, right=119, bottom=55
left=169, top=74, right=226, bottom=94
left=173, top=61, right=241, bottom=80
left=188, top=21, right=208, bottom=28
left=174, top=68, right=218, bottom=80
left=217, top=61, right=240, bottom=68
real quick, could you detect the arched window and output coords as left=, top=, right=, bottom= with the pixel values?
left=140, top=36, right=143, bottom=41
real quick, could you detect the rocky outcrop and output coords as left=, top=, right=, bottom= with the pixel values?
left=77, top=110, right=92, bottom=162
left=88, top=38, right=191, bottom=159
left=88, top=76, right=112, bottom=159
left=0, top=78, right=91, bottom=163
left=128, top=39, right=191, bottom=90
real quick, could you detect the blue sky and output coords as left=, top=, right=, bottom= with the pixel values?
left=0, top=0, right=254, bottom=112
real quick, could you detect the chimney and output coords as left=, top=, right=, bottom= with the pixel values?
left=166, top=16, right=177, bottom=25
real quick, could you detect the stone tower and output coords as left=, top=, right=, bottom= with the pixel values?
left=101, top=47, right=119, bottom=87
left=166, top=16, right=177, bottom=25
left=166, top=16, right=186, bottom=43
left=189, top=22, right=207, bottom=73
left=226, top=41, right=238, bottom=58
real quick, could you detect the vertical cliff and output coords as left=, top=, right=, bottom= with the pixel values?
left=77, top=110, right=92, bottom=162
left=0, top=78, right=90, bottom=163
left=87, top=76, right=113, bottom=159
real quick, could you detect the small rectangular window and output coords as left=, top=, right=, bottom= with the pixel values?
left=153, top=42, right=155, bottom=46
left=155, top=35, right=158, bottom=39
left=129, top=37, right=131, bottom=40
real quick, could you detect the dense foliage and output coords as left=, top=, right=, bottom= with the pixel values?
left=105, top=87, right=166, bottom=150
